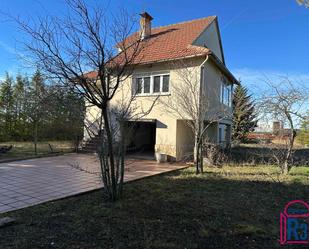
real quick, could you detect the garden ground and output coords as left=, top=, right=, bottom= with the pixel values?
left=0, top=154, right=185, bottom=213
left=1, top=165, right=309, bottom=248
left=0, top=141, right=75, bottom=162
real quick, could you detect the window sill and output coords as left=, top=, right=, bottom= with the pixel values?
left=135, top=93, right=171, bottom=97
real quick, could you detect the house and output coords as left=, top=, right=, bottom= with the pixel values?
left=84, top=12, right=238, bottom=161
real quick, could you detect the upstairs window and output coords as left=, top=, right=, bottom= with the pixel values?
left=136, top=78, right=143, bottom=94
left=162, top=75, right=170, bottom=92
left=153, top=76, right=161, bottom=93
left=143, top=77, right=151, bottom=93
left=134, top=74, right=170, bottom=95
left=220, top=76, right=232, bottom=107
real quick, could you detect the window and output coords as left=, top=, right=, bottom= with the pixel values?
left=220, top=77, right=232, bottom=107
left=218, top=123, right=231, bottom=146
left=134, top=73, right=170, bottom=95
left=136, top=78, right=143, bottom=94
left=153, top=76, right=161, bottom=93
left=162, top=75, right=169, bottom=92
left=219, top=127, right=223, bottom=142
left=144, top=77, right=150, bottom=93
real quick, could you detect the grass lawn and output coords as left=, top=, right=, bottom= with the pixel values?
left=0, top=141, right=75, bottom=162
left=1, top=165, right=309, bottom=248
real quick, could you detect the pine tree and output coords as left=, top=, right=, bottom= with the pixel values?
left=1, top=70, right=84, bottom=143
left=0, top=72, right=15, bottom=140
left=12, top=73, right=26, bottom=139
left=29, top=69, right=46, bottom=154
left=232, top=84, right=257, bottom=142
left=297, top=113, right=309, bottom=146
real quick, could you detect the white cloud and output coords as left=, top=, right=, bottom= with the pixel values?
left=0, top=40, right=26, bottom=60
left=0, top=40, right=17, bottom=55
left=231, top=67, right=309, bottom=95
left=232, top=67, right=309, bottom=129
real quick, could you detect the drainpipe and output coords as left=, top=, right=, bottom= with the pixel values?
left=199, top=55, right=209, bottom=107
left=200, top=55, right=209, bottom=69
left=199, top=54, right=209, bottom=128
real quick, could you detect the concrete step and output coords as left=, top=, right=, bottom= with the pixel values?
left=81, top=135, right=102, bottom=152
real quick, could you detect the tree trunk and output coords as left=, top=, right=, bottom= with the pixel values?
left=194, top=133, right=200, bottom=174
left=282, top=112, right=296, bottom=175
left=118, top=122, right=125, bottom=197
left=96, top=111, right=113, bottom=200
left=34, top=120, right=38, bottom=155
left=282, top=129, right=296, bottom=175
left=282, top=161, right=289, bottom=175
left=193, top=132, right=200, bottom=174
left=199, top=143, right=204, bottom=173
left=101, top=106, right=117, bottom=201
left=199, top=121, right=205, bottom=173
left=194, top=133, right=198, bottom=163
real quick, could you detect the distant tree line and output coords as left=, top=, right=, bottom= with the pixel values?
left=0, top=70, right=85, bottom=143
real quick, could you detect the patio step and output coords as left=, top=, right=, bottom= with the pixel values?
left=80, top=135, right=100, bottom=152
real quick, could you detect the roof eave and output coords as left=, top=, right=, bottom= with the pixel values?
left=208, top=53, right=239, bottom=85
left=130, top=52, right=210, bottom=66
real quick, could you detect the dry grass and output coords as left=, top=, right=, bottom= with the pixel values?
left=0, top=165, right=308, bottom=248
left=0, top=141, right=75, bottom=161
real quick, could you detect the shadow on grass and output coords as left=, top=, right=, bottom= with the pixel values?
left=0, top=168, right=309, bottom=249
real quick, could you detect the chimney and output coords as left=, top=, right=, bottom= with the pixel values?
left=140, top=12, right=153, bottom=40
left=273, top=121, right=282, bottom=135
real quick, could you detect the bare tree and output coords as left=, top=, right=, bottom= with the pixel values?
left=296, top=0, right=309, bottom=8
left=161, top=59, right=233, bottom=174
left=12, top=0, right=154, bottom=201
left=258, top=77, right=309, bottom=174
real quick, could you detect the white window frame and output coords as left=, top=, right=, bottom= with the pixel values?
left=218, top=123, right=231, bottom=146
left=133, top=72, right=170, bottom=96
left=220, top=76, right=233, bottom=107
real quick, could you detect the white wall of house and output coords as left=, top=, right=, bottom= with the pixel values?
left=193, top=19, right=224, bottom=63
left=83, top=56, right=234, bottom=160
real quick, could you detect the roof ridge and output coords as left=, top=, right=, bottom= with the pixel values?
left=152, top=15, right=217, bottom=30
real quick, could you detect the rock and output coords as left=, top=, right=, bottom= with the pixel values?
left=0, top=217, right=15, bottom=228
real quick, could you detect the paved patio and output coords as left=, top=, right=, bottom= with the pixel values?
left=0, top=154, right=186, bottom=214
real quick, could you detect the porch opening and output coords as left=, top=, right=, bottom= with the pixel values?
left=125, top=120, right=156, bottom=159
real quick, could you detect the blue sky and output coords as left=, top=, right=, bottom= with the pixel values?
left=0, top=0, right=309, bottom=90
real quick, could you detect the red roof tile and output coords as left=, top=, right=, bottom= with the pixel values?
left=83, top=71, right=98, bottom=79
left=118, top=16, right=215, bottom=65
left=84, top=16, right=216, bottom=78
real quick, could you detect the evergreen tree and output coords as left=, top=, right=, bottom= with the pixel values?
left=0, top=72, right=15, bottom=140
left=44, top=84, right=84, bottom=141
left=0, top=70, right=84, bottom=143
left=297, top=113, right=309, bottom=146
left=12, top=73, right=27, bottom=139
left=232, top=84, right=257, bottom=142
left=28, top=69, right=46, bottom=153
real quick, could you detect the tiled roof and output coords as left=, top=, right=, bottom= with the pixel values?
left=117, top=16, right=215, bottom=65
left=83, top=71, right=98, bottom=79
left=84, top=16, right=216, bottom=78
